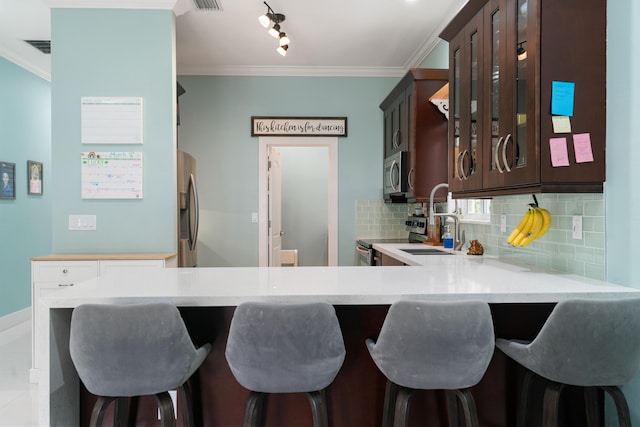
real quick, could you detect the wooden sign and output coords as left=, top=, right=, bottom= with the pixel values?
left=251, top=116, right=347, bottom=137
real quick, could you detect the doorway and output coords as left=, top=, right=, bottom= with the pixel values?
left=258, top=137, right=338, bottom=267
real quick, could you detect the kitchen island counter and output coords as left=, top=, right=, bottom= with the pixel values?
left=41, top=260, right=637, bottom=308
left=40, top=265, right=639, bottom=426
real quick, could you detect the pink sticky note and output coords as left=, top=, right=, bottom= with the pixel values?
left=573, top=133, right=594, bottom=163
left=549, top=137, right=570, bottom=167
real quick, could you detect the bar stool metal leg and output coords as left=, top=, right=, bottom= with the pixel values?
left=154, top=391, right=177, bottom=427
left=602, top=386, right=632, bottom=427
left=178, top=382, right=195, bottom=427
left=89, top=396, right=117, bottom=427
left=516, top=369, right=535, bottom=427
left=584, top=387, right=601, bottom=427
left=306, top=390, right=330, bottom=427
left=382, top=381, right=400, bottom=427
left=452, top=389, right=479, bottom=427
left=541, top=381, right=564, bottom=427
left=445, top=390, right=460, bottom=427
left=392, top=386, right=416, bottom=427
left=243, top=391, right=267, bottom=427
left=113, top=397, right=132, bottom=427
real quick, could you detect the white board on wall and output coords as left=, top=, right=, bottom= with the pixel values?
left=81, top=97, right=143, bottom=144
left=81, top=152, right=143, bottom=199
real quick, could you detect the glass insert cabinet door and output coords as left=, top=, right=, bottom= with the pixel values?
left=448, top=11, right=484, bottom=193
left=485, top=0, right=538, bottom=188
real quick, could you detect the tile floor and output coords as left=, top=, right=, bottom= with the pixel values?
left=0, top=321, right=38, bottom=426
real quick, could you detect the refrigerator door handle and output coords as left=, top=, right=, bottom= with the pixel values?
left=189, top=173, right=199, bottom=251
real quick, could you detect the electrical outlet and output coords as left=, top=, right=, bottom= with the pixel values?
left=500, top=215, right=507, bottom=233
left=572, top=215, right=582, bottom=240
left=251, top=212, right=258, bottom=223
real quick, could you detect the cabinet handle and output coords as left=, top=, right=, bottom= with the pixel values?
left=495, top=136, right=505, bottom=173
left=408, top=168, right=415, bottom=189
left=455, top=152, right=464, bottom=181
left=392, top=129, right=401, bottom=149
left=459, top=150, right=470, bottom=180
left=502, top=133, right=513, bottom=172
left=57, top=283, right=74, bottom=287
left=62, top=269, right=68, bottom=274
left=389, top=160, right=398, bottom=192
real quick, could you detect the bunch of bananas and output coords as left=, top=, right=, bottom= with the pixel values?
left=507, top=207, right=552, bottom=247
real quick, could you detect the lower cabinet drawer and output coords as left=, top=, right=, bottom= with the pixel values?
left=32, top=261, right=98, bottom=284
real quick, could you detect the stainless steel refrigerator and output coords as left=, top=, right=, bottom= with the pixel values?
left=178, top=150, right=199, bottom=267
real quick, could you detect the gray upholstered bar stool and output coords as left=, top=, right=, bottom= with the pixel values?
left=69, top=303, right=211, bottom=427
left=225, top=301, right=346, bottom=427
left=496, top=297, right=640, bottom=427
left=366, top=300, right=495, bottom=427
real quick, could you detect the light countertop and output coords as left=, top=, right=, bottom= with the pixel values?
left=31, top=253, right=176, bottom=261
left=41, top=260, right=640, bottom=308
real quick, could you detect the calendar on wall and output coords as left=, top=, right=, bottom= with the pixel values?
left=81, top=152, right=143, bottom=199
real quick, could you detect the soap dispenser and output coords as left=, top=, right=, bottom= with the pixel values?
left=443, top=225, right=454, bottom=249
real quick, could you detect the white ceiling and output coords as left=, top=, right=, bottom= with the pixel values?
left=0, top=0, right=466, bottom=81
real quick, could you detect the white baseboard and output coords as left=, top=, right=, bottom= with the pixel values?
left=0, top=307, right=31, bottom=333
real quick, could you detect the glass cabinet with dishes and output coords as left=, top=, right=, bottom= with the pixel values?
left=441, top=0, right=606, bottom=198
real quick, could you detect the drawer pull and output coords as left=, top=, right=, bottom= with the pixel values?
left=57, top=283, right=75, bottom=287
left=62, top=269, right=68, bottom=274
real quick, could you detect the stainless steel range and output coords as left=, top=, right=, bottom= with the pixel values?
left=356, top=215, right=428, bottom=266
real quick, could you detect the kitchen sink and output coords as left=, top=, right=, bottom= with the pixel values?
left=400, top=248, right=453, bottom=255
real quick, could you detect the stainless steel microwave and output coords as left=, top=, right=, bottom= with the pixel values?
left=383, top=151, right=407, bottom=198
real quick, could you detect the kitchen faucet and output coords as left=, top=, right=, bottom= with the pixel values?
left=428, top=182, right=465, bottom=251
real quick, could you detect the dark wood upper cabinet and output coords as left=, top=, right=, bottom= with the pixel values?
left=380, top=69, right=449, bottom=203
left=441, top=0, right=606, bottom=198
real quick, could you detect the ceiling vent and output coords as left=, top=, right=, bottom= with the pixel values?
left=192, top=0, right=223, bottom=11
left=24, top=40, right=51, bottom=54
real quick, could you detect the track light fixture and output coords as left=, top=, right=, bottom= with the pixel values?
left=279, top=32, right=289, bottom=46
left=258, top=2, right=289, bottom=56
left=268, top=23, right=281, bottom=38
left=277, top=44, right=288, bottom=57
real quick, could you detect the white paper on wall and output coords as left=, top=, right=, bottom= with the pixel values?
left=81, top=97, right=143, bottom=144
left=81, top=152, right=143, bottom=199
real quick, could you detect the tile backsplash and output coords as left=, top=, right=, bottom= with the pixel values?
left=356, top=193, right=605, bottom=280
left=355, top=200, right=418, bottom=239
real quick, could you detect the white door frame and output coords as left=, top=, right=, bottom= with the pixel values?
left=258, top=136, right=338, bottom=267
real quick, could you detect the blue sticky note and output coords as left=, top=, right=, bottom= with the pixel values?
left=551, top=81, right=575, bottom=116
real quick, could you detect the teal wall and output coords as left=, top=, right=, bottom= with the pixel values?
left=606, top=0, right=640, bottom=424
left=176, top=75, right=397, bottom=266
left=418, top=40, right=449, bottom=68
left=50, top=8, right=177, bottom=254
left=0, top=57, right=51, bottom=318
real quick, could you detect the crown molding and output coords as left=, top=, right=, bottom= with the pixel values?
left=0, top=46, right=51, bottom=81
left=42, top=0, right=178, bottom=10
left=176, top=65, right=407, bottom=78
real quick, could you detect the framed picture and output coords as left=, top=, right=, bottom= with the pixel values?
left=28, top=160, right=43, bottom=195
left=0, top=161, right=16, bottom=200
